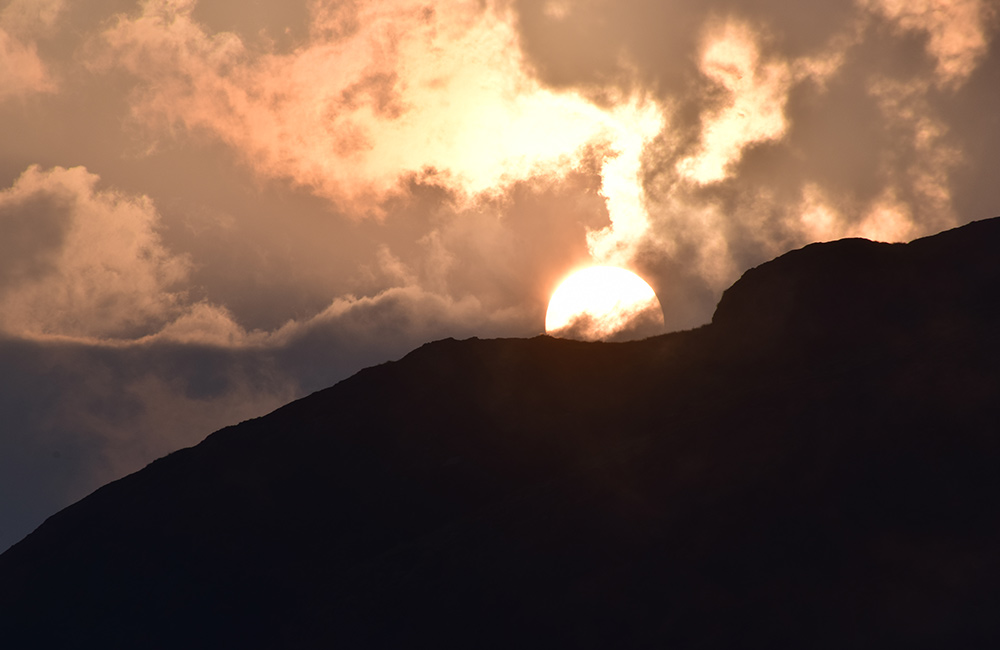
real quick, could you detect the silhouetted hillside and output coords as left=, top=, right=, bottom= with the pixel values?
left=2, top=218, right=1000, bottom=648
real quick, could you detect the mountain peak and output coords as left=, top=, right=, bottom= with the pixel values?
left=2, top=218, right=1000, bottom=647
left=714, top=218, right=1000, bottom=344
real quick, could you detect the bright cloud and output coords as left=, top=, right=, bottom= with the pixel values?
left=675, top=17, right=860, bottom=187
left=99, top=0, right=666, bottom=258
left=677, top=20, right=795, bottom=185
left=0, top=166, right=190, bottom=339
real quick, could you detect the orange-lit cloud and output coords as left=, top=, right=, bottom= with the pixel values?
left=586, top=98, right=664, bottom=266
left=271, top=284, right=526, bottom=350
left=100, top=0, right=665, bottom=230
left=861, top=0, right=995, bottom=86
left=62, top=0, right=993, bottom=339
left=0, top=164, right=259, bottom=348
left=86, top=0, right=992, bottom=328
left=677, top=19, right=795, bottom=185
left=794, top=72, right=962, bottom=246
left=0, top=165, right=532, bottom=347
left=798, top=184, right=922, bottom=244
left=542, top=1, right=573, bottom=22
left=0, top=0, right=63, bottom=100
left=863, top=77, right=962, bottom=235
left=0, top=166, right=190, bottom=339
left=676, top=17, right=860, bottom=187
left=633, top=4, right=990, bottom=307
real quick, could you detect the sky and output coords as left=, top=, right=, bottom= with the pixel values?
left=1, top=0, right=998, bottom=551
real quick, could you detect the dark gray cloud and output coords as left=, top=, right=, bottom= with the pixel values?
left=0, top=335, right=291, bottom=551
left=0, top=280, right=537, bottom=551
left=0, top=190, right=71, bottom=286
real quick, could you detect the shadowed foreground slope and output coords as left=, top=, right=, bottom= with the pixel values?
left=2, top=218, right=1000, bottom=648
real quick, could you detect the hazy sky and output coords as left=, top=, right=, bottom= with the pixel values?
left=1, top=0, right=998, bottom=551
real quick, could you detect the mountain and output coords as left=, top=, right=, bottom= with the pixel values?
left=2, top=218, right=1000, bottom=648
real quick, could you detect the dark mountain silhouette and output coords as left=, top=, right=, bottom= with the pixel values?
left=3, top=218, right=1000, bottom=648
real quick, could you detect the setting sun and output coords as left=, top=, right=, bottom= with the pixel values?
left=545, top=266, right=665, bottom=341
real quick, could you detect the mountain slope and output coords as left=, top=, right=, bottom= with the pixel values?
left=2, top=218, right=1000, bottom=648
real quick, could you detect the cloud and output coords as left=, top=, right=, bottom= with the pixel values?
left=280, top=285, right=527, bottom=348
left=586, top=99, right=664, bottom=266
left=82, top=0, right=998, bottom=314
left=353, top=171, right=613, bottom=323
left=0, top=166, right=283, bottom=347
left=1, top=0, right=63, bottom=30
left=790, top=72, right=962, bottom=246
left=0, top=29, right=53, bottom=99
left=150, top=302, right=257, bottom=347
left=798, top=184, right=922, bottom=244
left=0, top=271, right=527, bottom=553
left=58, top=0, right=996, bottom=335
left=0, top=334, right=294, bottom=552
left=618, top=3, right=991, bottom=296
left=98, top=0, right=666, bottom=233
left=542, top=1, right=573, bottom=21
left=0, top=160, right=604, bottom=350
left=676, top=19, right=796, bottom=185
left=0, top=166, right=192, bottom=339
left=0, top=0, right=64, bottom=101
left=862, top=76, right=963, bottom=234
left=861, top=0, right=995, bottom=86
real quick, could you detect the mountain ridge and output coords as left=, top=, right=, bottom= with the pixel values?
left=2, top=218, right=1000, bottom=648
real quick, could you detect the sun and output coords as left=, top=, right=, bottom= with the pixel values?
left=545, top=266, right=665, bottom=341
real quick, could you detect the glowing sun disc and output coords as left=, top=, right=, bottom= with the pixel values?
left=545, top=266, right=664, bottom=341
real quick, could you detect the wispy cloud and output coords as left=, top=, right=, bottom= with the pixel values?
left=0, top=0, right=64, bottom=101
left=676, top=19, right=796, bottom=185
left=861, top=0, right=995, bottom=86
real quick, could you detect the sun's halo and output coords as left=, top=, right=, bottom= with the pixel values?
left=545, top=266, right=664, bottom=341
